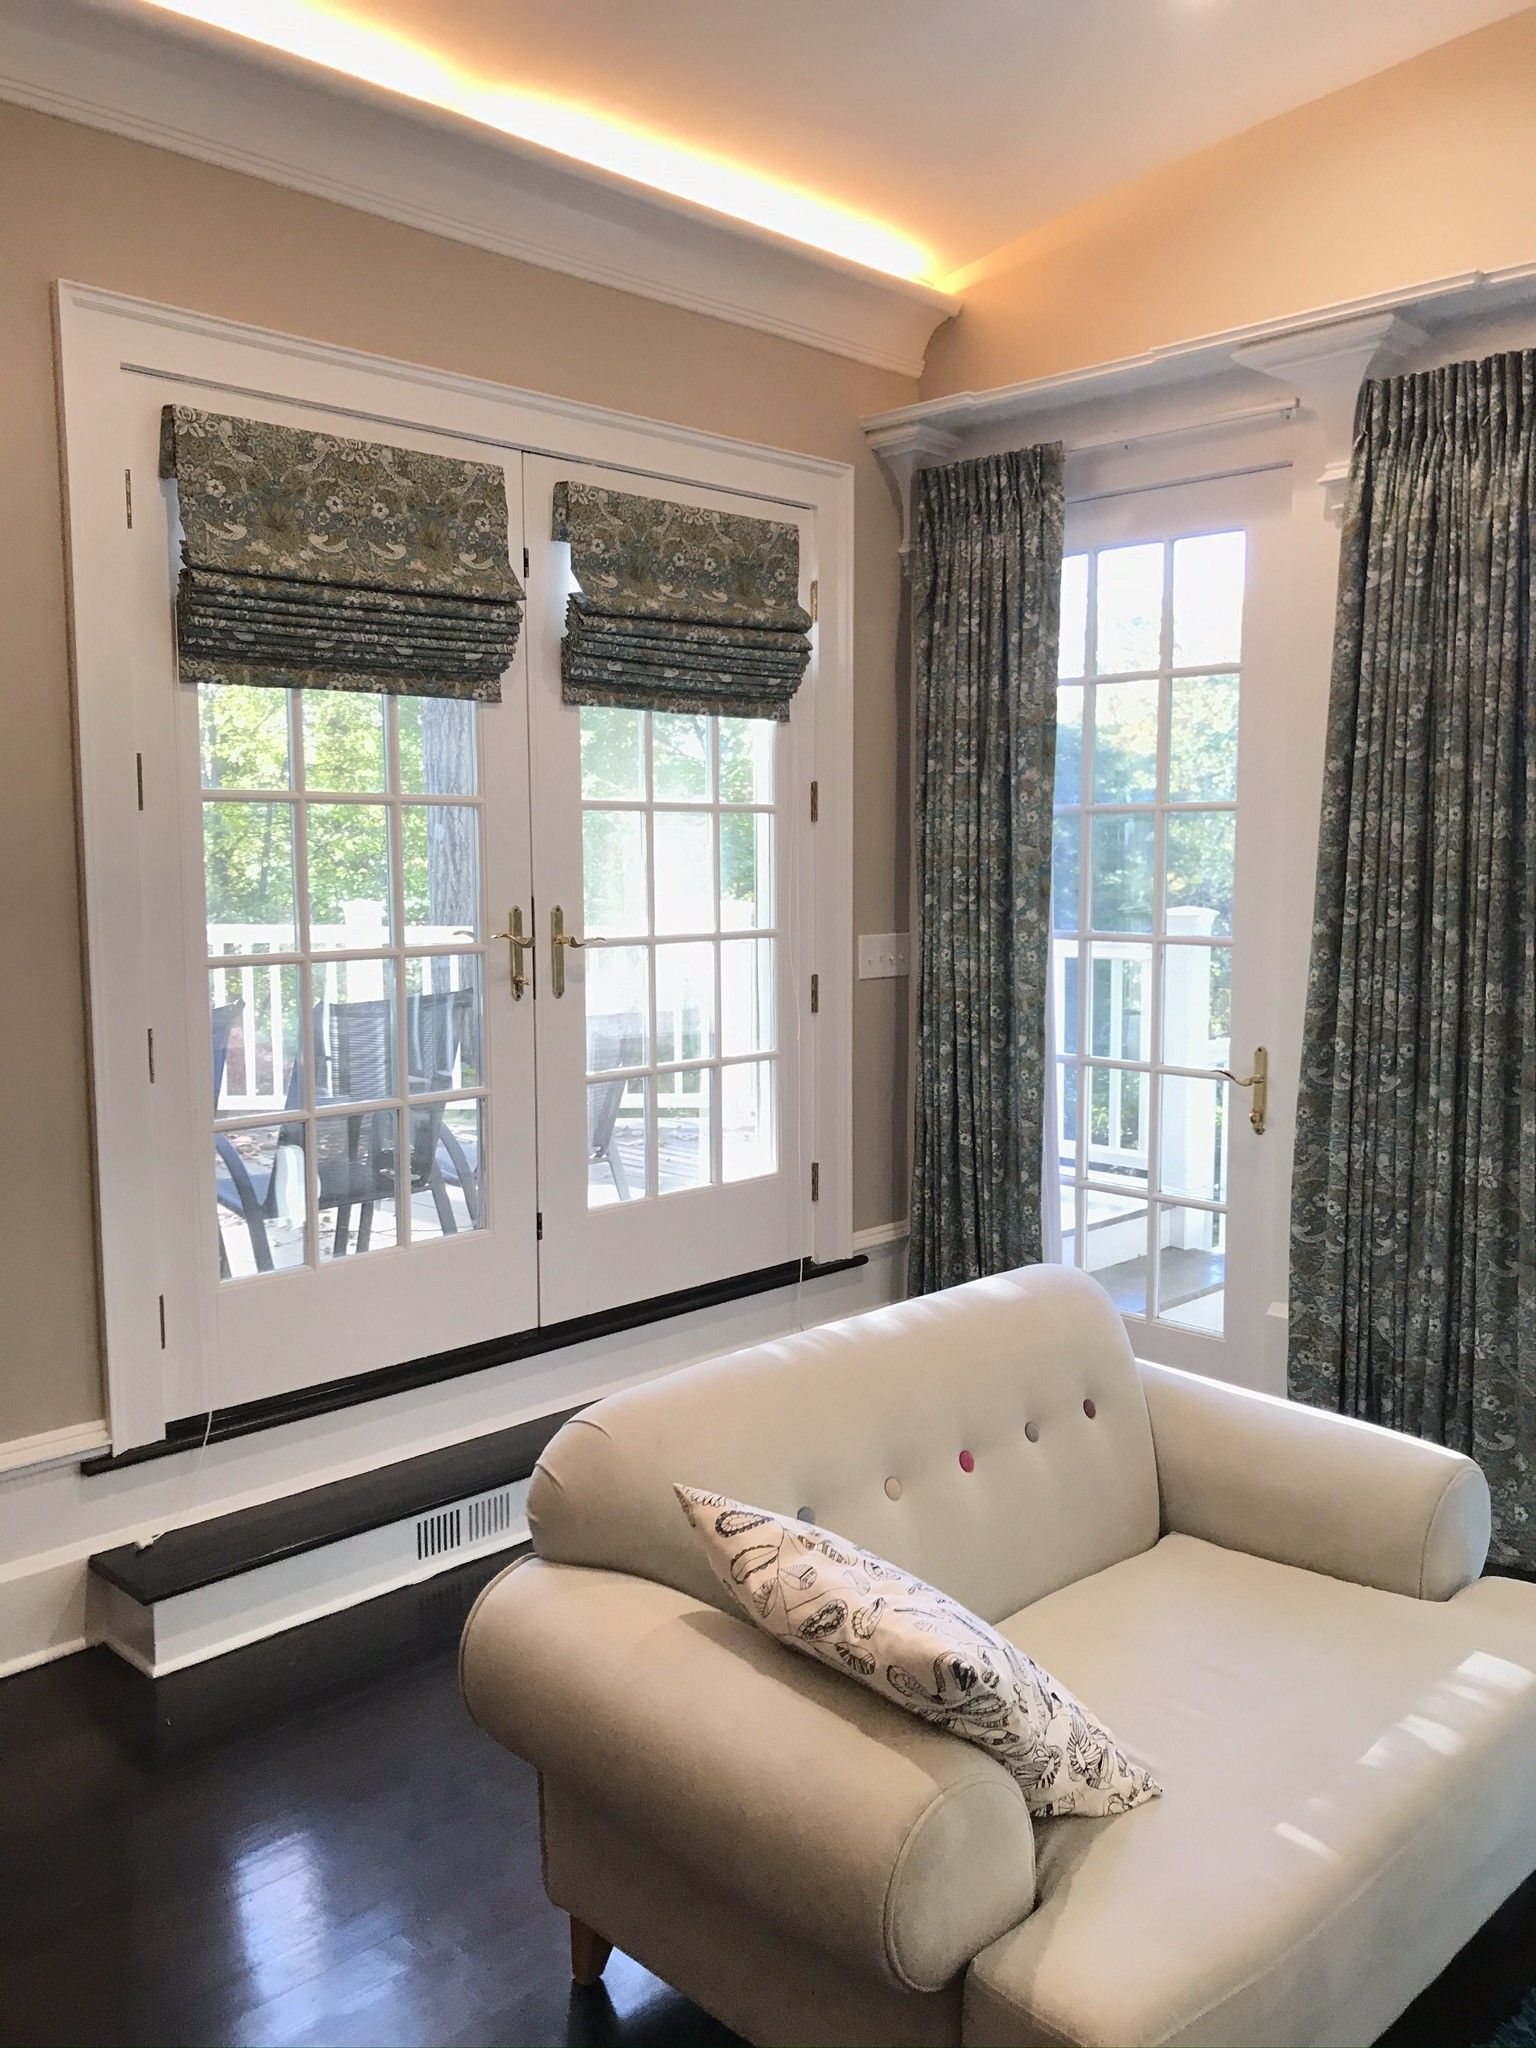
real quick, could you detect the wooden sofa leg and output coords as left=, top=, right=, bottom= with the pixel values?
left=570, top=1916, right=613, bottom=1986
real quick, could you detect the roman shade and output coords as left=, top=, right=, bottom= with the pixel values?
left=160, top=406, right=523, bottom=701
left=552, top=480, right=811, bottom=721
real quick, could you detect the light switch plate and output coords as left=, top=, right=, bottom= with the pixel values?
left=858, top=932, right=911, bottom=979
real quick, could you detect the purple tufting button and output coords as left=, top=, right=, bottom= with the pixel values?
left=1083, top=1398, right=1097, bottom=1419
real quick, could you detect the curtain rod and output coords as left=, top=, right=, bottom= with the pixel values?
left=1067, top=457, right=1293, bottom=507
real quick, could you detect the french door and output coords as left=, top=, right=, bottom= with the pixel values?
left=524, top=455, right=807, bottom=1323
left=1049, top=471, right=1290, bottom=1379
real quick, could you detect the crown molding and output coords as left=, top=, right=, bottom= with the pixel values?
left=0, top=0, right=957, bottom=380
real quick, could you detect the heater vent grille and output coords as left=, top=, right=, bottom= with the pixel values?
left=415, top=1487, right=521, bottom=1562
left=416, top=1507, right=462, bottom=1560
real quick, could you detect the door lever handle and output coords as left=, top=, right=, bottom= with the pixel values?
left=1209, top=1045, right=1268, bottom=1136
left=490, top=906, right=534, bottom=999
left=550, top=904, right=606, bottom=997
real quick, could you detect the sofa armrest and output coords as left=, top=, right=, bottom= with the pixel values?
left=460, top=1556, right=1035, bottom=1993
left=1138, top=1360, right=1490, bottom=1600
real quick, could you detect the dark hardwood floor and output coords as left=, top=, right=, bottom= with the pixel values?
left=1, top=1554, right=1531, bottom=2048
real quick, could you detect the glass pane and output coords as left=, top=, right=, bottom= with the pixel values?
left=721, top=938, right=774, bottom=1056
left=1091, top=678, right=1158, bottom=804
left=402, top=804, right=480, bottom=944
left=722, top=1061, right=776, bottom=1182
left=654, top=811, right=715, bottom=934
left=719, top=718, right=774, bottom=804
left=1089, top=815, right=1154, bottom=932
left=302, top=692, right=385, bottom=792
left=585, top=947, right=650, bottom=1072
left=1058, top=553, right=1088, bottom=679
left=659, top=1067, right=712, bottom=1195
left=1160, top=1075, right=1228, bottom=1203
left=203, top=801, right=298, bottom=954
left=720, top=812, right=773, bottom=930
left=311, top=959, right=397, bottom=1105
left=306, top=802, right=391, bottom=951
left=410, top=1098, right=482, bottom=1239
left=1095, top=542, right=1163, bottom=674
left=1056, top=1059, right=1079, bottom=1175
left=583, top=810, right=648, bottom=936
left=404, top=955, right=482, bottom=1093
left=1051, top=815, right=1080, bottom=935
left=399, top=697, right=476, bottom=796
left=209, top=966, right=302, bottom=1117
left=1081, top=1189, right=1149, bottom=1315
left=1164, top=811, right=1235, bottom=936
left=1054, top=685, right=1083, bottom=806
left=1086, top=944, right=1150, bottom=1062
left=655, top=942, right=716, bottom=1063
left=315, top=1108, right=400, bottom=1262
left=578, top=705, right=644, bottom=800
left=589, top=1075, right=648, bottom=1207
left=1058, top=1184, right=1078, bottom=1268
left=1084, top=1064, right=1149, bottom=1190
left=1156, top=1203, right=1226, bottom=1333
left=1051, top=939, right=1079, bottom=1058
left=1168, top=673, right=1238, bottom=802
left=653, top=713, right=711, bottom=801
left=199, top=684, right=291, bottom=790
left=214, top=1124, right=306, bottom=1280
left=1172, top=531, right=1246, bottom=668
left=1162, top=945, right=1231, bottom=1069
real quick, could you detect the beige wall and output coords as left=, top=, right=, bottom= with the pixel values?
left=924, top=7, right=1536, bottom=396
left=0, top=100, right=915, bottom=1443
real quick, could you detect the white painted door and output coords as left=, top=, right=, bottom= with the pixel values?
left=125, top=379, right=541, bottom=1416
left=523, top=454, right=811, bottom=1322
left=1049, top=470, right=1292, bottom=1380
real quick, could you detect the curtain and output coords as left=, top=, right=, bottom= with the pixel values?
left=160, top=406, right=523, bottom=700
left=553, top=481, right=811, bottom=720
left=1290, top=349, right=1536, bottom=1572
left=908, top=446, right=1064, bottom=1296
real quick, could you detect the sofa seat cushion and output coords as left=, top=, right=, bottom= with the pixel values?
left=964, top=1538, right=1536, bottom=2048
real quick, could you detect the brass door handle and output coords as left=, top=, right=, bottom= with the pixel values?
left=1211, top=1045, right=1268, bottom=1136
left=550, top=903, right=606, bottom=997
left=490, top=906, right=535, bottom=999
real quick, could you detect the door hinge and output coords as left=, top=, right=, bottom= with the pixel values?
left=809, top=779, right=819, bottom=823
left=810, top=1161, right=820, bottom=1203
left=135, top=752, right=145, bottom=812
left=536, top=1209, right=543, bottom=1241
left=124, top=469, right=133, bottom=529
left=809, top=972, right=819, bottom=1015
left=809, top=579, right=818, bottom=623
left=523, top=545, right=530, bottom=576
left=146, top=1027, right=155, bottom=1083
left=158, top=1294, right=167, bottom=1350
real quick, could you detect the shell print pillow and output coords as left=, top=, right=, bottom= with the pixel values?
left=676, top=1485, right=1159, bottom=1820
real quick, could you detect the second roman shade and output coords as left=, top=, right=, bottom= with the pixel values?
left=161, top=405, right=524, bottom=701
left=552, top=480, right=812, bottom=722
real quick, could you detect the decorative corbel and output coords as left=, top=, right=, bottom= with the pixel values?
left=1232, top=312, right=1427, bottom=520
left=865, top=418, right=963, bottom=567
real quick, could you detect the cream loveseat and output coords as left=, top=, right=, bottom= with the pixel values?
left=461, top=1266, right=1536, bottom=2048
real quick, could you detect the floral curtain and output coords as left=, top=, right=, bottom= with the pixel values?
left=160, top=407, right=523, bottom=700
left=1290, top=349, right=1536, bottom=1571
left=908, top=446, right=1064, bottom=1296
left=553, top=481, right=811, bottom=721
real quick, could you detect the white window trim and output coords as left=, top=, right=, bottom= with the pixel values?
left=55, top=279, right=855, bottom=1453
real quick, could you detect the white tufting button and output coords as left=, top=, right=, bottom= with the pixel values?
left=884, top=1476, right=902, bottom=1501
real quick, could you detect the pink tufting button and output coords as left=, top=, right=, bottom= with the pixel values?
left=958, top=1449, right=975, bottom=1473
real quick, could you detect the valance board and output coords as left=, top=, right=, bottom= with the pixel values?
left=552, top=480, right=811, bottom=722
left=160, top=406, right=523, bottom=701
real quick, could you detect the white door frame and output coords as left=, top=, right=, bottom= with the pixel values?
left=55, top=280, right=855, bottom=1452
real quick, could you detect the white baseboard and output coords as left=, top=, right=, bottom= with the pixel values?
left=852, top=1219, right=908, bottom=1251
left=0, top=1241, right=905, bottom=1679
left=0, top=1420, right=112, bottom=1482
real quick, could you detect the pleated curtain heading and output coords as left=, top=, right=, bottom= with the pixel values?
left=160, top=406, right=524, bottom=701
left=552, top=480, right=812, bottom=721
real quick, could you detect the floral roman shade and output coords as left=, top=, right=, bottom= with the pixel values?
left=552, top=480, right=811, bottom=721
left=159, top=406, right=523, bottom=701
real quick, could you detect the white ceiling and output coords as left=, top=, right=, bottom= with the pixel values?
left=122, top=0, right=1531, bottom=286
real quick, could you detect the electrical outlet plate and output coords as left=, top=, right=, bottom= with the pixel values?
left=858, top=933, right=911, bottom=979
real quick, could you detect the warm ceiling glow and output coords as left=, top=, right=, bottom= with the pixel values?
left=140, top=0, right=937, bottom=283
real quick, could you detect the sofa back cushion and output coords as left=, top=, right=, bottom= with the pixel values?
left=529, top=1265, right=1160, bottom=1623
